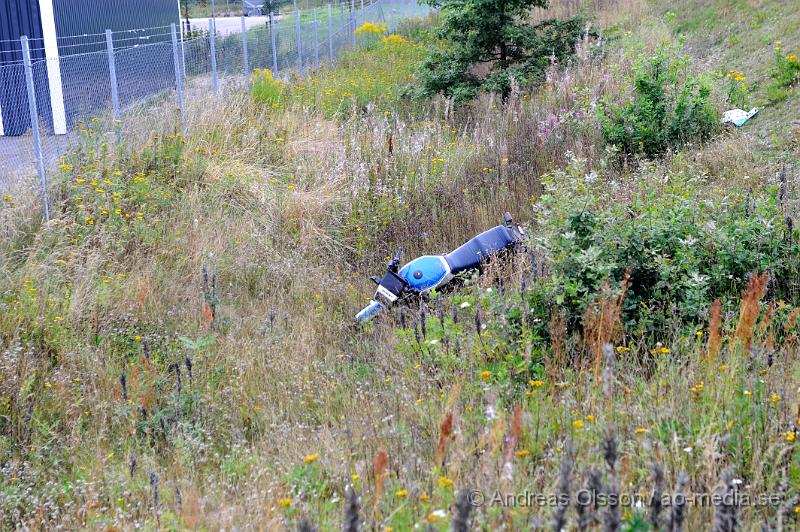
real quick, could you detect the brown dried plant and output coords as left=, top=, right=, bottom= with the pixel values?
left=583, top=272, right=630, bottom=374
left=734, top=273, right=769, bottom=350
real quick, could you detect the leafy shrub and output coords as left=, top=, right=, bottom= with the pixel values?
left=536, top=165, right=798, bottom=337
left=598, top=49, right=719, bottom=158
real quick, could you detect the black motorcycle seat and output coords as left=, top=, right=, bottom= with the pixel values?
left=444, top=226, right=516, bottom=275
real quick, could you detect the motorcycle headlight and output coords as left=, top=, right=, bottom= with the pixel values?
left=374, top=270, right=407, bottom=307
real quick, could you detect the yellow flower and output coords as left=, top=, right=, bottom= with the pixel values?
left=635, top=427, right=648, bottom=435
left=788, top=55, right=798, bottom=63
left=107, top=452, right=114, bottom=459
left=419, top=493, right=430, bottom=502
left=395, top=489, right=408, bottom=498
left=303, top=453, right=320, bottom=464
left=528, top=379, right=544, bottom=388
left=134, top=335, right=142, bottom=342
left=515, top=449, right=531, bottom=458
left=438, top=476, right=453, bottom=488
left=744, top=390, right=752, bottom=397
left=771, top=393, right=780, bottom=405
left=785, top=431, right=796, bottom=443
left=572, top=420, right=584, bottom=429
left=279, top=497, right=292, bottom=508
left=615, top=345, right=630, bottom=353
left=480, top=370, right=491, bottom=382
left=58, top=163, right=73, bottom=171
left=585, top=415, right=595, bottom=422
left=351, top=473, right=360, bottom=482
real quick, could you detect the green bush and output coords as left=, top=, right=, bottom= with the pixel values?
left=598, top=49, right=720, bottom=158
left=536, top=166, right=798, bottom=337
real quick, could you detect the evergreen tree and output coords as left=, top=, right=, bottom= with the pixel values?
left=416, top=0, right=589, bottom=101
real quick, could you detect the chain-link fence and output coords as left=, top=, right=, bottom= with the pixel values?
left=0, top=0, right=432, bottom=214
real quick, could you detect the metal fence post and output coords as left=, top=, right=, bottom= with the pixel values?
left=294, top=1, right=303, bottom=71
left=327, top=4, right=334, bottom=61
left=313, top=8, right=319, bottom=68
left=241, top=16, right=250, bottom=79
left=269, top=11, right=278, bottom=75
left=170, top=24, right=185, bottom=127
left=105, top=29, right=121, bottom=122
left=351, top=0, right=356, bottom=45
left=21, top=36, right=50, bottom=222
left=209, top=19, right=219, bottom=92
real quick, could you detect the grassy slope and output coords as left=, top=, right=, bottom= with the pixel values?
left=1, top=2, right=800, bottom=530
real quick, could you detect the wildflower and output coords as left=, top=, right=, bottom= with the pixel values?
left=279, top=497, right=292, bottom=508
left=744, top=390, right=752, bottom=397
left=107, top=452, right=114, bottom=459
left=134, top=335, right=142, bottom=342
left=696, top=330, right=703, bottom=337
left=58, top=163, right=73, bottom=171
left=572, top=419, right=584, bottom=429
left=438, top=476, right=453, bottom=488
left=635, top=427, right=648, bottom=435
left=419, top=493, right=430, bottom=502
left=459, top=301, right=471, bottom=309
left=395, top=489, right=408, bottom=498
left=785, top=431, right=796, bottom=443
left=480, top=370, right=491, bottom=382
left=771, top=393, right=780, bottom=405
left=303, top=453, right=320, bottom=464
left=528, top=379, right=544, bottom=388
left=615, top=345, right=630, bottom=353
left=719, top=364, right=729, bottom=372
left=515, top=449, right=531, bottom=458
left=585, top=415, right=595, bottom=422
left=788, top=55, right=798, bottom=63
left=54, top=316, right=64, bottom=322
left=428, top=509, right=447, bottom=521
left=351, top=473, right=359, bottom=482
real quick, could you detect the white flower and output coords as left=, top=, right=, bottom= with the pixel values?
left=459, top=301, right=471, bottom=309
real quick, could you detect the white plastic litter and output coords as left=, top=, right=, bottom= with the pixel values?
left=722, top=107, right=759, bottom=127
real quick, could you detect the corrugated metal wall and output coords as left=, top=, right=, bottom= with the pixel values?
left=0, top=0, right=51, bottom=135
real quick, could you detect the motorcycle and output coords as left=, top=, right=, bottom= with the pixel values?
left=356, top=213, right=527, bottom=323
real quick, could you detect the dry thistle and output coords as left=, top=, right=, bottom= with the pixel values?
left=120, top=370, right=128, bottom=402
left=707, top=299, right=723, bottom=362
left=734, top=272, right=769, bottom=350
left=551, top=438, right=574, bottom=532
left=601, top=343, right=616, bottom=403
left=649, top=463, right=664, bottom=530
left=297, top=519, right=317, bottom=532
left=713, top=467, right=740, bottom=532
left=343, top=488, right=361, bottom=532
left=420, top=308, right=427, bottom=339
left=149, top=471, right=160, bottom=510
left=602, top=430, right=619, bottom=532
left=667, top=472, right=688, bottom=532
left=452, top=489, right=473, bottom=532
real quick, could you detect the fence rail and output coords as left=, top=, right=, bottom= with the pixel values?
left=0, top=0, right=432, bottom=214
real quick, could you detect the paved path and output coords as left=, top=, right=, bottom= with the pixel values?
left=189, top=16, right=275, bottom=36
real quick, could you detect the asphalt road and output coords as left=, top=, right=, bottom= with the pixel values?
left=189, top=16, right=274, bottom=36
